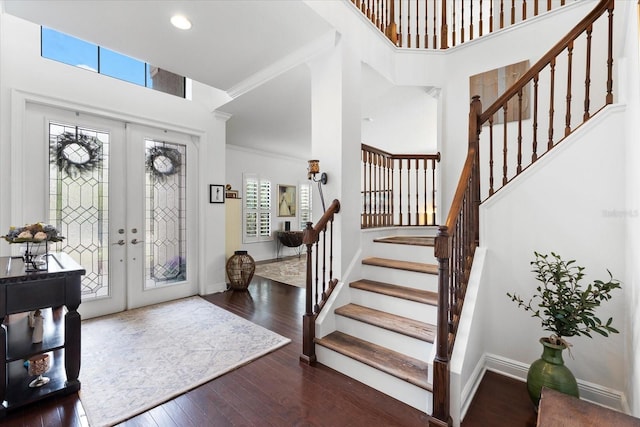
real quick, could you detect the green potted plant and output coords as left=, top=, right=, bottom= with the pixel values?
left=507, top=251, right=621, bottom=408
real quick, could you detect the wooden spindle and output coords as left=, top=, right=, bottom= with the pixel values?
left=511, top=0, right=515, bottom=24
left=399, top=0, right=403, bottom=47
left=523, top=0, right=527, bottom=20
left=376, top=0, right=381, bottom=30
left=489, top=117, right=495, bottom=196
left=534, top=0, right=539, bottom=16
left=565, top=40, right=574, bottom=137
left=407, top=159, right=412, bottom=225
left=433, top=0, right=438, bottom=49
left=406, top=0, right=412, bottom=48
left=479, top=0, right=484, bottom=36
left=423, top=159, right=428, bottom=225
left=584, top=24, right=593, bottom=120
left=500, top=0, right=505, bottom=29
left=415, top=0, right=419, bottom=48
left=547, top=0, right=551, bottom=12
left=368, top=152, right=373, bottom=226
left=417, top=159, right=421, bottom=225
left=532, top=74, right=539, bottom=162
left=517, top=88, right=523, bottom=174
left=431, top=159, right=437, bottom=225
left=441, top=0, right=448, bottom=49
left=398, top=159, right=403, bottom=225
left=490, top=0, right=494, bottom=32
left=606, top=1, right=614, bottom=105
left=548, top=57, right=556, bottom=149
left=470, top=0, right=474, bottom=41
left=503, top=104, right=508, bottom=185
left=388, top=156, right=392, bottom=225
left=424, top=0, right=429, bottom=48
left=461, top=1, right=464, bottom=44
left=453, top=1, right=457, bottom=47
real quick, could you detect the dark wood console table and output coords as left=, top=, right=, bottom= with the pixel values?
left=0, top=253, right=85, bottom=416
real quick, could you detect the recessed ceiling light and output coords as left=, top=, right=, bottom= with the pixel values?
left=171, top=15, right=192, bottom=30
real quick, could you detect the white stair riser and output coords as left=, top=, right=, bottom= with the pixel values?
left=361, top=265, right=438, bottom=292
left=367, top=243, right=438, bottom=265
left=335, top=315, right=433, bottom=361
left=350, top=288, right=437, bottom=324
left=316, top=345, right=433, bottom=414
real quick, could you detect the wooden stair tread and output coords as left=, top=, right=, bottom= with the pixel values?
left=362, top=257, right=438, bottom=274
left=335, top=303, right=435, bottom=342
left=373, top=236, right=435, bottom=247
left=350, top=279, right=437, bottom=305
left=315, top=331, right=432, bottom=391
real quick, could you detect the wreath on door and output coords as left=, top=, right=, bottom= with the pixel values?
left=50, top=131, right=103, bottom=178
left=145, top=145, right=182, bottom=181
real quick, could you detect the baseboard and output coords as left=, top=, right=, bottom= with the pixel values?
left=483, top=353, right=628, bottom=413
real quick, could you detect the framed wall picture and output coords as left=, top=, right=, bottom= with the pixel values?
left=277, top=184, right=296, bottom=217
left=209, top=184, right=225, bottom=203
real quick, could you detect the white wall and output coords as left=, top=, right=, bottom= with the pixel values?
left=618, top=0, right=640, bottom=415
left=225, top=145, right=310, bottom=262
left=361, top=84, right=438, bottom=153
left=0, top=13, right=229, bottom=294
left=480, top=105, right=628, bottom=403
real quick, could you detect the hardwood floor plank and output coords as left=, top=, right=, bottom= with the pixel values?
left=3, top=276, right=537, bottom=426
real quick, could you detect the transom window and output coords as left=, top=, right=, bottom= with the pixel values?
left=41, top=27, right=187, bottom=98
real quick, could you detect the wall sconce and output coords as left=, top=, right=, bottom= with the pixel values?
left=307, top=159, right=328, bottom=212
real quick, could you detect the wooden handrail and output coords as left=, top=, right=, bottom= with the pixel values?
left=480, top=0, right=614, bottom=123
left=478, top=0, right=613, bottom=199
left=301, top=199, right=341, bottom=364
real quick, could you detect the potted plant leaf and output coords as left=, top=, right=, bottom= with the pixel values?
left=507, top=251, right=621, bottom=408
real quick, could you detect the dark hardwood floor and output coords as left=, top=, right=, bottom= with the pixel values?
left=2, top=276, right=537, bottom=426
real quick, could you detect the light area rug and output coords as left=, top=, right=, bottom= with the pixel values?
left=79, top=296, right=291, bottom=427
left=254, top=256, right=306, bottom=288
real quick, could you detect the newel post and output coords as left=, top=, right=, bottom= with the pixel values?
left=300, top=221, right=318, bottom=364
left=432, top=225, right=452, bottom=426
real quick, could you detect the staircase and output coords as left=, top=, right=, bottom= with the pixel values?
left=315, top=230, right=439, bottom=412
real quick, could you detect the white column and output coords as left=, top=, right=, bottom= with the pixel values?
left=308, top=37, right=362, bottom=281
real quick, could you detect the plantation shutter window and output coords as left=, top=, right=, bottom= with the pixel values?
left=243, top=173, right=272, bottom=243
left=299, top=182, right=312, bottom=230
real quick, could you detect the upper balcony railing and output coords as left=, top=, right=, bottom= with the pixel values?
left=361, top=144, right=440, bottom=228
left=351, top=0, right=568, bottom=49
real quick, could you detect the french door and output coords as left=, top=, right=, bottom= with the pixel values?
left=22, top=103, right=198, bottom=319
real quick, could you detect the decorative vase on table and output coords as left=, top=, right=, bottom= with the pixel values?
left=527, top=337, right=579, bottom=409
left=225, top=250, right=255, bottom=291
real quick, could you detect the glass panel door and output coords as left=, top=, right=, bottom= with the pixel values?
left=23, top=103, right=197, bottom=318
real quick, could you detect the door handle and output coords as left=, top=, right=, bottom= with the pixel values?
left=111, top=240, right=126, bottom=246
left=131, top=238, right=144, bottom=245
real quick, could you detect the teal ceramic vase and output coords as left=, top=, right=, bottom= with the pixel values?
left=526, top=337, right=579, bottom=408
